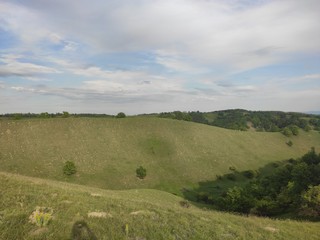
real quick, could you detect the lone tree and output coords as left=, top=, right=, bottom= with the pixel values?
left=116, top=112, right=126, bottom=118
left=62, top=111, right=70, bottom=118
left=63, top=161, right=77, bottom=175
left=136, top=166, right=147, bottom=179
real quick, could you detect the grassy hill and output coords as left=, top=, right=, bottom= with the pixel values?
left=1, top=171, right=320, bottom=240
left=1, top=117, right=320, bottom=194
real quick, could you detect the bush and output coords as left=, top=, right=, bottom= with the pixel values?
left=179, top=200, right=190, bottom=208
left=282, top=127, right=292, bottom=137
left=63, top=161, right=76, bottom=175
left=226, top=173, right=236, bottom=181
left=196, top=192, right=210, bottom=203
left=243, top=170, right=256, bottom=179
left=216, top=174, right=222, bottom=180
left=290, top=125, right=299, bottom=136
left=116, top=112, right=126, bottom=118
left=286, top=140, right=293, bottom=147
left=229, top=166, right=237, bottom=172
left=136, top=166, right=147, bottom=179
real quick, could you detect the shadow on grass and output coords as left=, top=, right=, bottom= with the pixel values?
left=181, top=157, right=320, bottom=221
left=182, top=159, right=302, bottom=213
left=182, top=161, right=283, bottom=203
left=71, top=221, right=97, bottom=240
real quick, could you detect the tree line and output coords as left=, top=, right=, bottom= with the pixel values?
left=159, top=109, right=320, bottom=133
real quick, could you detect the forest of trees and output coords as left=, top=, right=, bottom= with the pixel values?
left=193, top=148, right=320, bottom=219
left=159, top=109, right=320, bottom=133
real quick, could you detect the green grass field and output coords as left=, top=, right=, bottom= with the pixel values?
left=1, top=117, right=320, bottom=239
left=1, top=172, right=320, bottom=240
left=1, top=117, right=320, bottom=194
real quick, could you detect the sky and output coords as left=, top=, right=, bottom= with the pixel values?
left=0, top=0, right=319, bottom=114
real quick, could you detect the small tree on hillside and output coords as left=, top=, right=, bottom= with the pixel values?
left=290, top=125, right=299, bottom=136
left=282, top=127, right=292, bottom=137
left=136, top=166, right=147, bottom=179
left=63, top=161, right=77, bottom=175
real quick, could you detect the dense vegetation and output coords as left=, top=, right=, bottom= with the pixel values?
left=191, top=148, right=320, bottom=219
left=159, top=109, right=320, bottom=132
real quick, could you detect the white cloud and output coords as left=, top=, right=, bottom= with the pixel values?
left=3, top=0, right=319, bottom=73
left=1, top=0, right=319, bottom=113
left=0, top=54, right=60, bottom=77
left=301, top=74, right=320, bottom=80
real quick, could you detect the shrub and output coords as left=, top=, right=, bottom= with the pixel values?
left=216, top=174, right=222, bottom=180
left=243, top=170, right=256, bottom=179
left=29, top=207, right=53, bottom=227
left=288, top=158, right=296, bottom=164
left=229, top=166, right=237, bottom=172
left=290, top=125, right=299, bottom=136
left=282, top=127, right=292, bottom=137
left=286, top=140, right=293, bottom=147
left=179, top=200, right=190, bottom=208
left=63, top=161, right=76, bottom=175
left=136, top=166, right=147, bottom=179
left=226, top=173, right=236, bottom=181
left=196, top=192, right=209, bottom=203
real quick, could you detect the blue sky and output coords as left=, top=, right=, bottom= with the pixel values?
left=0, top=0, right=319, bottom=114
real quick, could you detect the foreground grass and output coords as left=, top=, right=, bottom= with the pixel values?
left=1, top=172, right=319, bottom=240
left=1, top=117, right=319, bottom=194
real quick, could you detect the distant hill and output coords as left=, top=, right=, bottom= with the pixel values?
left=0, top=117, right=319, bottom=194
left=306, top=111, right=320, bottom=115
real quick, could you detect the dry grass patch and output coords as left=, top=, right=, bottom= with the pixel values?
left=88, top=212, right=112, bottom=218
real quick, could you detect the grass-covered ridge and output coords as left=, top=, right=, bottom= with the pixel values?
left=1, top=172, right=320, bottom=240
left=1, top=117, right=320, bottom=193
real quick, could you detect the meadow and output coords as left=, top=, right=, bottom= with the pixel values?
left=1, top=117, right=319, bottom=194
left=1, top=171, right=320, bottom=240
left=1, top=116, right=320, bottom=239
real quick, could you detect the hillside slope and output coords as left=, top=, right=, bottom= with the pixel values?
left=1, top=117, right=320, bottom=193
left=1, top=172, right=319, bottom=240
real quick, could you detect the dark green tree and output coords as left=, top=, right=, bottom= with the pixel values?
left=300, top=185, right=320, bottom=217
left=136, top=166, right=147, bottom=179
left=116, top=112, right=126, bottom=118
left=63, top=161, right=77, bottom=175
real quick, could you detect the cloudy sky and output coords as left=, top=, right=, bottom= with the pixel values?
left=0, top=0, right=319, bottom=114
